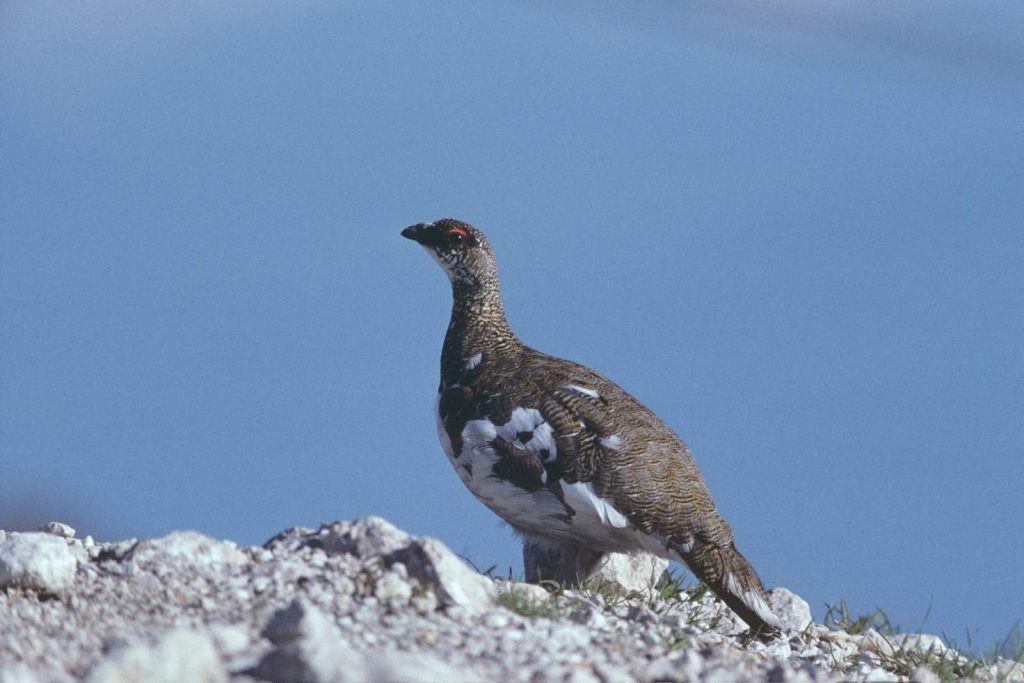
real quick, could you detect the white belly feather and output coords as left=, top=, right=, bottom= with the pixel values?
left=433, top=392, right=659, bottom=550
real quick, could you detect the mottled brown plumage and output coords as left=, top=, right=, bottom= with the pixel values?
left=402, top=219, right=782, bottom=638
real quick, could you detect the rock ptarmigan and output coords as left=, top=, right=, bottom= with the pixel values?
left=402, top=219, right=782, bottom=638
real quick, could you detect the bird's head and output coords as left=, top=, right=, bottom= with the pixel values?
left=401, top=219, right=496, bottom=285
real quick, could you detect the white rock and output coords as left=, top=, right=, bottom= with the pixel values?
left=38, top=522, right=76, bottom=539
left=207, top=622, right=251, bottom=659
left=909, top=665, right=941, bottom=683
left=861, top=629, right=895, bottom=655
left=0, top=664, right=43, bottom=683
left=0, top=532, right=77, bottom=592
left=651, top=650, right=702, bottom=681
left=375, top=569, right=413, bottom=607
left=351, top=648, right=475, bottom=683
left=0, top=666, right=73, bottom=683
left=311, top=516, right=413, bottom=558
left=256, top=600, right=468, bottom=683
left=259, top=637, right=474, bottom=683
left=996, top=658, right=1024, bottom=682
left=896, top=633, right=948, bottom=654
left=752, top=637, right=792, bottom=659
left=254, top=646, right=340, bottom=683
left=768, top=587, right=813, bottom=632
left=261, top=599, right=337, bottom=645
left=83, top=629, right=228, bottom=683
left=496, top=580, right=552, bottom=605
left=863, top=667, right=900, bottom=682
left=384, top=537, right=496, bottom=611
left=588, top=552, right=669, bottom=595
left=126, top=531, right=247, bottom=576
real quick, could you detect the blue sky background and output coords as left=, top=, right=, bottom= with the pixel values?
left=2, top=1, right=1022, bottom=648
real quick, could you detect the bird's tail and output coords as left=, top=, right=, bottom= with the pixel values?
left=678, top=540, right=782, bottom=639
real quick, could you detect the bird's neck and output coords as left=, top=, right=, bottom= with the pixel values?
left=441, top=277, right=520, bottom=385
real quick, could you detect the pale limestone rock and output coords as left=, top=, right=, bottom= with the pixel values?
left=495, top=579, right=553, bottom=606
left=341, top=648, right=477, bottom=683
left=312, top=516, right=413, bottom=558
left=996, top=658, right=1024, bottom=682
left=0, top=664, right=45, bottom=683
left=769, top=586, right=813, bottom=632
left=261, top=598, right=336, bottom=646
left=126, top=531, right=247, bottom=578
left=37, top=522, right=76, bottom=539
left=375, top=567, right=413, bottom=608
left=909, top=664, right=941, bottom=683
left=384, top=537, right=496, bottom=611
left=588, top=552, right=669, bottom=595
left=0, top=532, right=76, bottom=592
left=83, top=630, right=227, bottom=683
left=255, top=599, right=478, bottom=683
left=896, top=633, right=948, bottom=654
left=862, top=667, right=900, bottom=682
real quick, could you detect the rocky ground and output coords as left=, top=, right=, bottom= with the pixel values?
left=1, top=518, right=1021, bottom=683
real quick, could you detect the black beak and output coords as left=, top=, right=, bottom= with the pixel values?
left=401, top=223, right=434, bottom=245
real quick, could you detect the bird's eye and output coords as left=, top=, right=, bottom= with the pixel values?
left=448, top=228, right=469, bottom=244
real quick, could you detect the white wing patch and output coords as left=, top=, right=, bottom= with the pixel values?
left=465, top=353, right=482, bottom=370
left=457, top=416, right=567, bottom=526
left=565, top=384, right=600, bottom=399
left=561, top=481, right=630, bottom=529
left=494, top=407, right=557, bottom=462
left=599, top=434, right=623, bottom=450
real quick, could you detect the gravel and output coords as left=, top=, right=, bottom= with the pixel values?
left=1, top=518, right=1020, bottom=682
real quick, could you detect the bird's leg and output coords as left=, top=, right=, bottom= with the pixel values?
left=522, top=536, right=605, bottom=586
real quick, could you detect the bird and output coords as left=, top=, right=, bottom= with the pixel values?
left=401, top=218, right=782, bottom=638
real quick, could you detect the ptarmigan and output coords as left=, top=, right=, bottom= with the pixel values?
left=402, top=219, right=782, bottom=638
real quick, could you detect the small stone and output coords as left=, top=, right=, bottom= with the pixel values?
left=497, top=580, right=552, bottom=605
left=0, top=532, right=77, bottom=592
left=909, top=665, right=941, bottom=683
left=768, top=587, right=813, bottom=633
left=996, top=658, right=1024, bottom=682
left=261, top=599, right=335, bottom=645
left=355, top=648, right=476, bottom=683
left=897, top=633, right=947, bottom=655
left=83, top=629, right=227, bottom=683
left=127, top=531, right=248, bottom=577
left=863, top=667, right=899, bottom=682
left=301, top=516, right=413, bottom=558
left=375, top=570, right=413, bottom=607
left=861, top=629, right=896, bottom=656
left=588, top=551, right=669, bottom=595
left=254, top=600, right=352, bottom=683
left=38, top=522, right=76, bottom=539
left=483, top=612, right=510, bottom=629
left=383, top=537, right=496, bottom=611
left=207, top=622, right=251, bottom=659
left=0, top=664, right=43, bottom=683
left=753, top=638, right=793, bottom=660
